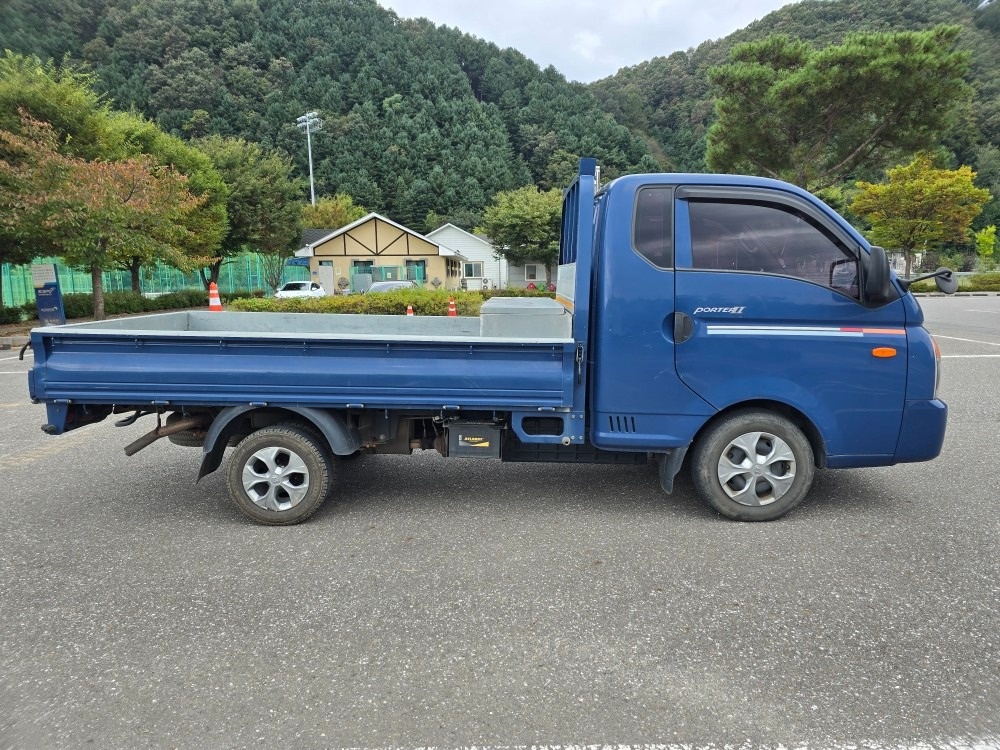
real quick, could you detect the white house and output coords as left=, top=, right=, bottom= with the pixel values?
left=426, top=224, right=508, bottom=290
left=427, top=224, right=552, bottom=290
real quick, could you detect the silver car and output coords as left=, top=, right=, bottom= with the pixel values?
left=364, top=281, right=418, bottom=293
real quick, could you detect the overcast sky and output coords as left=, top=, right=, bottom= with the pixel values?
left=377, top=0, right=803, bottom=83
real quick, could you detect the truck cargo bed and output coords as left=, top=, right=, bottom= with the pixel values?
left=29, top=305, right=577, bottom=412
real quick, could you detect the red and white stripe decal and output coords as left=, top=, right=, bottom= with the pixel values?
left=707, top=325, right=906, bottom=337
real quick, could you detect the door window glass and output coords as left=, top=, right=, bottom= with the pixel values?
left=688, top=200, right=859, bottom=299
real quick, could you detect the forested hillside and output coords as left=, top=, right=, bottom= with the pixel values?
left=592, top=0, right=999, bottom=196
left=0, top=0, right=658, bottom=229
left=1, top=0, right=998, bottom=229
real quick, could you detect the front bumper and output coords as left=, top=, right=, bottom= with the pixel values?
left=894, top=398, right=948, bottom=463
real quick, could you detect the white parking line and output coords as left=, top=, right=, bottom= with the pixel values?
left=0, top=352, right=32, bottom=361
left=934, top=335, right=1000, bottom=347
left=966, top=309, right=1000, bottom=313
left=942, top=354, right=1000, bottom=358
left=324, top=739, right=1000, bottom=750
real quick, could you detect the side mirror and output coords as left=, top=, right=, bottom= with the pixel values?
left=899, top=266, right=958, bottom=295
left=865, top=245, right=891, bottom=303
left=933, top=268, right=959, bottom=295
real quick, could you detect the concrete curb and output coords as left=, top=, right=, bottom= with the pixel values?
left=912, top=292, right=1000, bottom=297
left=0, top=335, right=30, bottom=350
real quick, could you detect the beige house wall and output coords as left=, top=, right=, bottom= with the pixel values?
left=308, top=217, right=461, bottom=291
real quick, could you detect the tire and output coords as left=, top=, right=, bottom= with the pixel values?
left=691, top=409, right=815, bottom=521
left=282, top=420, right=358, bottom=463
left=226, top=424, right=333, bottom=525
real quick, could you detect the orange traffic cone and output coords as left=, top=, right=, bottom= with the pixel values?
left=447, top=297, right=457, bottom=317
left=208, top=282, right=223, bottom=312
left=406, top=304, right=414, bottom=316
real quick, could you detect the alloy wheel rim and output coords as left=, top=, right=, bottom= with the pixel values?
left=241, top=446, right=310, bottom=512
left=716, top=430, right=796, bottom=506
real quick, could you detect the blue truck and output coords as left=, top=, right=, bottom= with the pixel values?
left=26, top=159, right=955, bottom=524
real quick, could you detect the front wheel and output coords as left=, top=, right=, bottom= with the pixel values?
left=226, top=425, right=333, bottom=525
left=691, top=409, right=815, bottom=521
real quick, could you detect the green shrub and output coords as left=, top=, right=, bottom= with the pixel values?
left=156, top=290, right=208, bottom=309
left=965, top=272, right=1000, bottom=292
left=102, top=292, right=148, bottom=315
left=0, top=306, right=23, bottom=325
left=221, top=288, right=256, bottom=303
left=228, top=288, right=483, bottom=315
left=45, top=288, right=211, bottom=319
left=227, top=286, right=565, bottom=316
left=61, top=293, right=94, bottom=319
left=909, top=272, right=1000, bottom=293
left=481, top=288, right=556, bottom=300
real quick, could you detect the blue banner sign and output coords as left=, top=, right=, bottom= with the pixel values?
left=32, top=264, right=67, bottom=326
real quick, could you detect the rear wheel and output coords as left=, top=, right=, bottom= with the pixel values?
left=691, top=409, right=814, bottom=521
left=226, top=424, right=332, bottom=525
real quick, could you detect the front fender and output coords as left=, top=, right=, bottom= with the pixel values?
left=702, top=376, right=838, bottom=460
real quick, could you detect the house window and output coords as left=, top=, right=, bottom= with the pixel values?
left=352, top=260, right=374, bottom=273
left=525, top=264, right=545, bottom=281
left=405, top=259, right=426, bottom=282
left=464, top=261, right=483, bottom=278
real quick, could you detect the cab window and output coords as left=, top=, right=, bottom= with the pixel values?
left=688, top=199, right=859, bottom=299
left=633, top=187, right=674, bottom=268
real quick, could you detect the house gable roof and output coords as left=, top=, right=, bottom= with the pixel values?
left=295, top=213, right=465, bottom=259
left=426, top=223, right=494, bottom=250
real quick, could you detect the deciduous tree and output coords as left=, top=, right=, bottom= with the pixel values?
left=194, top=135, right=303, bottom=290
left=974, top=225, right=996, bottom=270
left=850, top=153, right=992, bottom=277
left=478, top=186, right=562, bottom=286
left=2, top=114, right=202, bottom=319
left=301, top=194, right=366, bottom=230
left=106, top=112, right=228, bottom=292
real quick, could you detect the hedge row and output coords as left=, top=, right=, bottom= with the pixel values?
left=0, top=307, right=23, bottom=325
left=4, top=289, right=235, bottom=323
left=227, top=288, right=556, bottom=316
left=909, top=272, right=1000, bottom=293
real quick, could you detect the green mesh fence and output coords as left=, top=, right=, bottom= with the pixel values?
left=1, top=254, right=311, bottom=308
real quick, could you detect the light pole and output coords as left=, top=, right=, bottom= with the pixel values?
left=295, top=111, right=322, bottom=206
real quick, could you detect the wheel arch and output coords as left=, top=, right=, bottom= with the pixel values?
left=692, top=399, right=827, bottom=469
left=197, top=406, right=361, bottom=481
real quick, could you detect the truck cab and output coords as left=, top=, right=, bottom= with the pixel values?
left=564, top=162, right=948, bottom=519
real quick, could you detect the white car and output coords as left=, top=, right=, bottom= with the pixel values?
left=274, top=281, right=326, bottom=299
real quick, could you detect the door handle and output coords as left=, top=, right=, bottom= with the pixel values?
left=673, top=312, right=694, bottom=344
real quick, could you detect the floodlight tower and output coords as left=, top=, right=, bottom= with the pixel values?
left=295, top=111, right=322, bottom=206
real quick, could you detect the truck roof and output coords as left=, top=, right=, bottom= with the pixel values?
left=602, top=172, right=815, bottom=196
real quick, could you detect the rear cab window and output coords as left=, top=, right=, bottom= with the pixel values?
left=632, top=187, right=674, bottom=268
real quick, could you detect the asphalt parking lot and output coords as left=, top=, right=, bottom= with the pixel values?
left=1, top=297, right=998, bottom=750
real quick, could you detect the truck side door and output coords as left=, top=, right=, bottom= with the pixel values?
left=673, top=186, right=908, bottom=464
